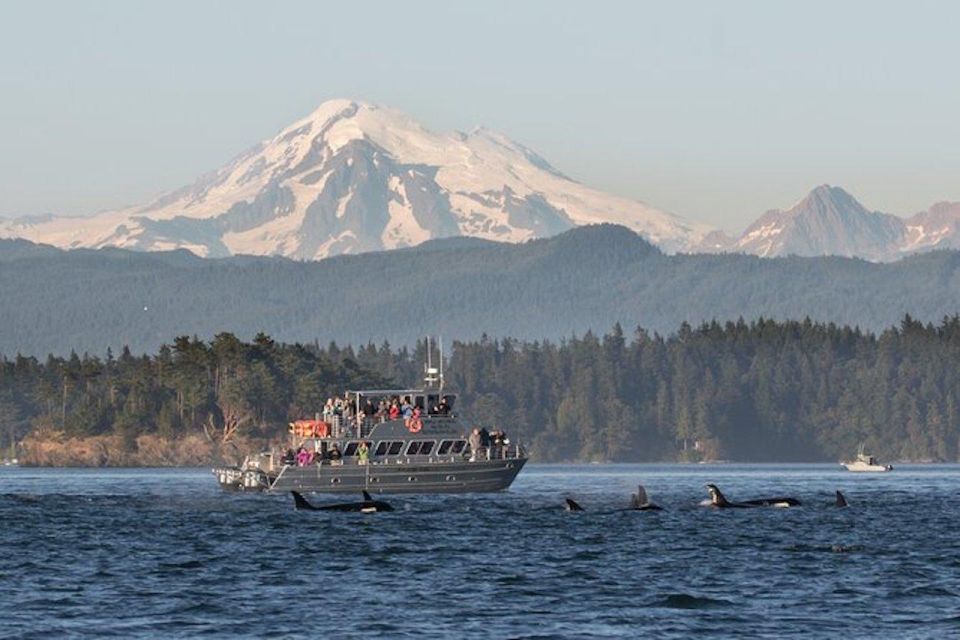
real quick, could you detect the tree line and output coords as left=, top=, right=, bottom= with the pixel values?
left=2, top=315, right=960, bottom=462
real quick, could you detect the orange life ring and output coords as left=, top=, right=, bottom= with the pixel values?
left=290, top=419, right=329, bottom=438
left=406, top=417, right=422, bottom=433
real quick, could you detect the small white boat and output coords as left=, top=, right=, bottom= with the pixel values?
left=842, top=444, right=892, bottom=472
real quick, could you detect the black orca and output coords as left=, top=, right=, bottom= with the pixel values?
left=705, top=484, right=801, bottom=508
left=564, top=486, right=664, bottom=513
left=291, top=490, right=394, bottom=513
left=629, top=485, right=663, bottom=511
left=835, top=490, right=848, bottom=508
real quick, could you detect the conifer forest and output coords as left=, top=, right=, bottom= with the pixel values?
left=3, top=315, right=960, bottom=463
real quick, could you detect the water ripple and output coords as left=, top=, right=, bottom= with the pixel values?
left=1, top=464, right=959, bottom=638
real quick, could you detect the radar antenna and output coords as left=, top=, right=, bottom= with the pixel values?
left=438, top=336, right=444, bottom=393
left=424, top=336, right=440, bottom=387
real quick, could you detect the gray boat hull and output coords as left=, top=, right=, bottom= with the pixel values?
left=269, top=457, right=526, bottom=494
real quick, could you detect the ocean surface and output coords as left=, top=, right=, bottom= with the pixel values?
left=1, top=464, right=959, bottom=639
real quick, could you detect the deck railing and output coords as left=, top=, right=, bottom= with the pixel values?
left=321, top=414, right=457, bottom=439
left=270, top=442, right=525, bottom=472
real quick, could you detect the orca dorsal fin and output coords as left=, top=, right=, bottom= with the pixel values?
left=706, top=484, right=729, bottom=507
left=835, top=490, right=848, bottom=508
left=362, top=490, right=374, bottom=502
left=291, top=490, right=315, bottom=511
left=635, top=484, right=650, bottom=507
left=565, top=498, right=584, bottom=512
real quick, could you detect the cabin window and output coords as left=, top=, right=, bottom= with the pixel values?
left=388, top=441, right=404, bottom=455
left=344, top=442, right=359, bottom=457
left=451, top=440, right=466, bottom=454
left=405, top=440, right=435, bottom=455
left=438, top=440, right=453, bottom=455
left=375, top=441, right=389, bottom=456
left=427, top=394, right=440, bottom=414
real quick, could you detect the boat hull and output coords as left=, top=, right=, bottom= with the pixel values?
left=217, top=458, right=527, bottom=494
left=842, top=462, right=892, bottom=472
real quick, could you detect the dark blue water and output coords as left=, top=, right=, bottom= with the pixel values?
left=2, top=464, right=959, bottom=639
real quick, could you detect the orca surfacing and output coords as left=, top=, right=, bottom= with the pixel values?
left=563, top=485, right=663, bottom=512
left=629, top=485, right=663, bottom=511
left=291, top=490, right=394, bottom=513
left=705, top=484, right=801, bottom=508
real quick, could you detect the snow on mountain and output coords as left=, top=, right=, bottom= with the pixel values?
left=0, top=99, right=710, bottom=259
left=901, top=201, right=960, bottom=253
left=731, top=185, right=904, bottom=260
left=700, top=185, right=960, bottom=261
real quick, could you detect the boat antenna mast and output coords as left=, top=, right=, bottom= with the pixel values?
left=424, top=335, right=443, bottom=390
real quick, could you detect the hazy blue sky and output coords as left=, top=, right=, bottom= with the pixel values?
left=1, top=0, right=957, bottom=231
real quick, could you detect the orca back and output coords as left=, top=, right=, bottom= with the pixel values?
left=565, top=498, right=585, bottom=512
left=835, top=490, right=849, bottom=508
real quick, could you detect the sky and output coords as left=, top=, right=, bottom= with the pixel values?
left=1, top=0, right=958, bottom=233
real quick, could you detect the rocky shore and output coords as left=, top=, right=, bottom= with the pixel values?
left=17, top=431, right=268, bottom=467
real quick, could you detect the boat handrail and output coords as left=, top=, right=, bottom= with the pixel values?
left=311, top=414, right=458, bottom=439
left=272, top=442, right=525, bottom=471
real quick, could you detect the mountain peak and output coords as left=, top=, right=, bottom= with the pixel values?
left=798, top=184, right=861, bottom=212
left=0, top=101, right=707, bottom=260
left=716, top=185, right=905, bottom=260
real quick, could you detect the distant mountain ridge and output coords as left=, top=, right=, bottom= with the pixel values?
left=0, top=99, right=708, bottom=259
left=3, top=225, right=960, bottom=357
left=698, top=185, right=960, bottom=261
left=1, top=99, right=957, bottom=262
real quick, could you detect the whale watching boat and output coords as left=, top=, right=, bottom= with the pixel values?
left=213, top=356, right=527, bottom=493
left=842, top=443, right=892, bottom=472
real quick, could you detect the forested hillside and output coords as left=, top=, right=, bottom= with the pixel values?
left=4, top=317, right=960, bottom=464
left=3, top=225, right=960, bottom=356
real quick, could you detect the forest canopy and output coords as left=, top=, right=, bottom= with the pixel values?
left=2, top=315, right=959, bottom=463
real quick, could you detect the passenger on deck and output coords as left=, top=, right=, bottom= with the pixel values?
left=490, top=429, right=510, bottom=458
left=389, top=399, right=401, bottom=420
left=357, top=441, right=370, bottom=465
left=401, top=397, right=414, bottom=419
left=315, top=442, right=327, bottom=464
left=281, top=448, right=296, bottom=466
left=363, top=398, right=377, bottom=418
left=328, top=443, right=342, bottom=463
left=435, top=397, right=451, bottom=416
left=296, top=447, right=312, bottom=466
left=479, top=427, right=491, bottom=460
left=468, top=428, right=482, bottom=462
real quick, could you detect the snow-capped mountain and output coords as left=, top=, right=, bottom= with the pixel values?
left=900, top=201, right=960, bottom=254
left=700, top=185, right=960, bottom=261
left=0, top=99, right=709, bottom=259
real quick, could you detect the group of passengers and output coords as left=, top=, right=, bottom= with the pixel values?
left=320, top=394, right=452, bottom=427
left=282, top=440, right=373, bottom=467
left=467, top=427, right=510, bottom=461
left=280, top=423, right=508, bottom=467
left=321, top=395, right=357, bottom=425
